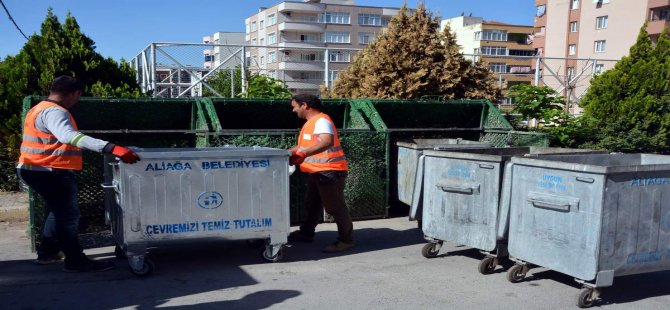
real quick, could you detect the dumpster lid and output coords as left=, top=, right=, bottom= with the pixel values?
left=422, top=147, right=603, bottom=162
left=396, top=138, right=490, bottom=149
left=511, top=153, right=670, bottom=174
left=129, top=146, right=290, bottom=159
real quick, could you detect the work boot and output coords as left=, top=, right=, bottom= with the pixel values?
left=322, top=241, right=353, bottom=253
left=35, top=251, right=65, bottom=265
left=63, top=257, right=115, bottom=272
left=288, top=230, right=314, bottom=243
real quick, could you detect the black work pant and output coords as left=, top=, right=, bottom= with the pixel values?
left=300, top=171, right=353, bottom=243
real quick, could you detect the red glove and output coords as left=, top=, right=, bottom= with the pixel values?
left=289, top=151, right=306, bottom=165
left=112, top=146, right=140, bottom=164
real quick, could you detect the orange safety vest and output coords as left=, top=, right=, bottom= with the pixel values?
left=18, top=101, right=83, bottom=170
left=297, top=113, right=348, bottom=173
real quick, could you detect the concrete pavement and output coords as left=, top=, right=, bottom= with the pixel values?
left=2, top=191, right=670, bottom=309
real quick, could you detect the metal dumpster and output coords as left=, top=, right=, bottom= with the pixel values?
left=395, top=139, right=492, bottom=222
left=104, top=146, right=290, bottom=276
left=418, top=147, right=604, bottom=273
left=505, top=153, right=670, bottom=308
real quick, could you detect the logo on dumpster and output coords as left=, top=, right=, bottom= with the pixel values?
left=197, top=191, right=223, bottom=209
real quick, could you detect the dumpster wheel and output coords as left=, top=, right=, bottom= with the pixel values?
left=478, top=257, right=498, bottom=275
left=261, top=247, right=284, bottom=263
left=506, top=264, right=526, bottom=283
left=130, top=258, right=155, bottom=277
left=114, top=245, right=126, bottom=259
left=576, top=287, right=597, bottom=308
left=421, top=242, right=441, bottom=258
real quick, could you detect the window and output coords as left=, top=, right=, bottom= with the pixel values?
left=596, top=16, right=608, bottom=29
left=571, top=0, right=579, bottom=10
left=298, top=15, right=318, bottom=22
left=300, top=34, right=320, bottom=42
left=260, top=56, right=265, bottom=65
left=358, top=32, right=375, bottom=44
left=245, top=23, right=250, bottom=33
left=594, top=64, right=604, bottom=74
left=488, top=63, right=507, bottom=73
left=268, top=14, right=276, bottom=26
left=568, top=44, right=576, bottom=55
left=268, top=32, right=276, bottom=44
left=260, top=20, right=264, bottom=28
left=536, top=5, right=546, bottom=17
left=329, top=70, right=340, bottom=82
left=509, top=50, right=536, bottom=56
left=268, top=51, right=276, bottom=63
left=268, top=70, right=276, bottom=79
left=252, top=38, right=257, bottom=45
left=299, top=71, right=320, bottom=80
left=594, top=40, right=606, bottom=52
left=300, top=53, right=319, bottom=61
left=325, top=32, right=350, bottom=43
left=660, top=10, right=670, bottom=21
left=251, top=21, right=257, bottom=31
left=477, top=46, right=507, bottom=56
left=320, top=12, right=350, bottom=24
left=358, top=13, right=381, bottom=26
left=567, top=67, right=575, bottom=78
left=474, top=30, right=508, bottom=41
left=328, top=51, right=350, bottom=62
left=570, top=21, right=578, bottom=32
left=204, top=55, right=214, bottom=62
left=260, top=38, right=264, bottom=46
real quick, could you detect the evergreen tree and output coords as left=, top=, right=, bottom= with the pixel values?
left=579, top=25, right=670, bottom=153
left=0, top=9, right=142, bottom=190
left=325, top=4, right=499, bottom=100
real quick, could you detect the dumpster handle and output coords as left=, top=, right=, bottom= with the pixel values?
left=479, top=164, right=495, bottom=169
left=576, top=176, right=595, bottom=183
left=528, top=198, right=571, bottom=212
left=436, top=183, right=480, bottom=195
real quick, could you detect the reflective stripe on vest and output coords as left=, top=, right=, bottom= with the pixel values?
left=297, top=113, right=347, bottom=173
left=18, top=101, right=83, bottom=170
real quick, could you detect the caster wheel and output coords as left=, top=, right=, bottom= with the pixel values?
left=478, top=257, right=498, bottom=275
left=506, top=264, right=526, bottom=283
left=421, top=243, right=440, bottom=258
left=262, top=247, right=284, bottom=263
left=114, top=245, right=126, bottom=259
left=246, top=239, right=265, bottom=248
left=576, top=287, right=596, bottom=308
left=130, top=258, right=155, bottom=277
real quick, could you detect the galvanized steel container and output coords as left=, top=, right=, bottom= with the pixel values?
left=104, top=146, right=290, bottom=275
left=395, top=138, right=492, bottom=221
left=506, top=153, right=670, bottom=289
left=419, top=147, right=604, bottom=271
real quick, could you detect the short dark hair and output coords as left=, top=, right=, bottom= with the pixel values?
left=291, top=93, right=322, bottom=110
left=50, top=76, right=85, bottom=95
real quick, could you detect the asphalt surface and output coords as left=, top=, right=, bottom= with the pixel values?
left=1, top=192, right=670, bottom=309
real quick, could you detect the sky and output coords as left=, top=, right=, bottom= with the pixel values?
left=0, top=0, right=535, bottom=62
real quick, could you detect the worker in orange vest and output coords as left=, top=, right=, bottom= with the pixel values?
left=16, top=76, right=140, bottom=272
left=287, top=94, right=353, bottom=253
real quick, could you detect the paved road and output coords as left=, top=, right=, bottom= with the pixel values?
left=1, top=215, right=669, bottom=310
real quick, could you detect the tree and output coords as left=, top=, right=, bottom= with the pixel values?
left=324, top=4, right=499, bottom=100
left=0, top=9, right=142, bottom=190
left=202, top=66, right=245, bottom=97
left=579, top=25, right=670, bottom=153
left=507, top=84, right=565, bottom=125
left=240, top=74, right=292, bottom=99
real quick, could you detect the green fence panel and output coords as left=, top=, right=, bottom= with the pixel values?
left=22, top=96, right=204, bottom=250
left=202, top=98, right=387, bottom=223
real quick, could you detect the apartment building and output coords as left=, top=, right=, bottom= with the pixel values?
left=533, top=0, right=651, bottom=113
left=202, top=32, right=246, bottom=69
left=442, top=16, right=536, bottom=110
left=245, top=0, right=400, bottom=94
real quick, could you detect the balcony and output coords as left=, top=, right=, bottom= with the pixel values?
left=648, top=0, right=670, bottom=8
left=647, top=19, right=670, bottom=35
left=279, top=60, right=324, bottom=71
left=284, top=79, right=322, bottom=90
left=278, top=40, right=326, bottom=49
left=278, top=2, right=324, bottom=13
left=279, top=22, right=325, bottom=33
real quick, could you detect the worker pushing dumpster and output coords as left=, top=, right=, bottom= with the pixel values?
left=103, top=146, right=290, bottom=276
left=505, top=153, right=670, bottom=308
